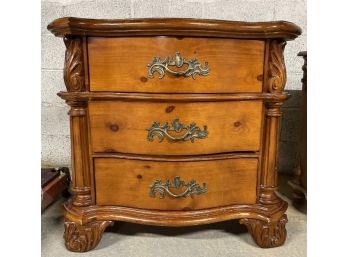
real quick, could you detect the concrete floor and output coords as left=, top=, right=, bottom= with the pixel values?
left=42, top=190, right=306, bottom=257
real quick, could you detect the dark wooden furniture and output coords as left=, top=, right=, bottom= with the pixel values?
left=289, top=51, right=307, bottom=199
left=41, top=167, right=70, bottom=211
left=47, top=17, right=301, bottom=252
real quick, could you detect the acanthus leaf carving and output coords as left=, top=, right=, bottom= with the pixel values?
left=63, top=36, right=85, bottom=92
left=64, top=220, right=114, bottom=252
left=268, top=40, right=287, bottom=93
left=240, top=214, right=288, bottom=248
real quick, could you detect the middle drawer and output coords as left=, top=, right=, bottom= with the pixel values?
left=89, top=100, right=262, bottom=155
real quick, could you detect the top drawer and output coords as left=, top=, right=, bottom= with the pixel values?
left=88, top=37, right=265, bottom=93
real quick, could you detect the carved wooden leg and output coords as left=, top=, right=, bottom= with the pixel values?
left=64, top=220, right=114, bottom=252
left=240, top=214, right=288, bottom=248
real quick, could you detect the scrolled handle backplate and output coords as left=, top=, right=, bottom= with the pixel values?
left=149, top=176, right=207, bottom=199
left=146, top=118, right=208, bottom=143
left=147, top=52, right=209, bottom=79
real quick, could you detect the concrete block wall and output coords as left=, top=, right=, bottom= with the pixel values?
left=41, top=0, right=307, bottom=173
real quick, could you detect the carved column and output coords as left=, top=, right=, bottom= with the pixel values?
left=241, top=40, right=288, bottom=248
left=67, top=100, right=92, bottom=207
left=61, top=36, right=114, bottom=252
left=259, top=39, right=287, bottom=206
left=63, top=36, right=91, bottom=207
left=259, top=101, right=283, bottom=206
left=63, top=36, right=86, bottom=92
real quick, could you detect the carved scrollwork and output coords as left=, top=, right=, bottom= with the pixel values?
left=240, top=214, right=288, bottom=248
left=64, top=220, right=114, bottom=252
left=63, top=36, right=85, bottom=92
left=147, top=52, right=209, bottom=79
left=268, top=40, right=287, bottom=93
left=146, top=118, right=208, bottom=143
left=149, top=176, right=207, bottom=199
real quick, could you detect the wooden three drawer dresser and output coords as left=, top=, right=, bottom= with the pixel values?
left=47, top=17, right=301, bottom=252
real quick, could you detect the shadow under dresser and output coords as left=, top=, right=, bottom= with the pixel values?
left=47, top=17, right=301, bottom=252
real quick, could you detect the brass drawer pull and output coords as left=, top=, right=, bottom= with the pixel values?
left=146, top=118, right=208, bottom=143
left=147, top=52, right=209, bottom=79
left=149, top=176, right=207, bottom=199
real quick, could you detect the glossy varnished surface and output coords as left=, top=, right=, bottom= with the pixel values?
left=88, top=37, right=264, bottom=93
left=47, top=17, right=301, bottom=40
left=94, top=158, right=258, bottom=210
left=89, top=100, right=263, bottom=155
left=48, top=17, right=302, bottom=251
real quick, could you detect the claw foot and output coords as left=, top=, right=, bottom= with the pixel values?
left=240, top=214, right=288, bottom=248
left=64, top=220, right=114, bottom=252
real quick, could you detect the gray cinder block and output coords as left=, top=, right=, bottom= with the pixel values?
left=41, top=2, right=64, bottom=34
left=41, top=134, right=71, bottom=167
left=41, top=70, right=66, bottom=105
left=274, top=0, right=307, bottom=34
left=203, top=0, right=274, bottom=21
left=285, top=72, right=303, bottom=90
left=284, top=34, right=307, bottom=74
left=41, top=105, right=70, bottom=136
left=134, top=0, right=203, bottom=18
left=41, top=35, right=65, bottom=69
left=63, top=0, right=132, bottom=19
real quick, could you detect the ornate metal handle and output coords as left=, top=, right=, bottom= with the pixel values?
left=147, top=52, right=209, bottom=79
left=149, top=176, right=207, bottom=199
left=146, top=118, right=208, bottom=143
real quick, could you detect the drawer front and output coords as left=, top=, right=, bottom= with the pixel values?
left=88, top=37, right=264, bottom=93
left=95, top=158, right=258, bottom=210
left=89, top=100, right=262, bottom=155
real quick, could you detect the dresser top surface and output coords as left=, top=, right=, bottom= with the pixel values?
left=47, top=17, right=301, bottom=40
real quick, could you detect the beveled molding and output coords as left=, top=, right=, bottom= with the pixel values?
left=63, top=199, right=288, bottom=250
left=58, top=91, right=290, bottom=102
left=47, top=17, right=301, bottom=40
left=64, top=199, right=287, bottom=227
left=92, top=152, right=259, bottom=162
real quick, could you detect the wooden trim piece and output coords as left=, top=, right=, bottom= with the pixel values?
left=64, top=199, right=288, bottom=227
left=63, top=36, right=86, bottom=92
left=92, top=152, right=259, bottom=162
left=262, top=39, right=270, bottom=92
left=68, top=101, right=92, bottom=207
left=82, top=36, right=90, bottom=91
left=48, top=18, right=301, bottom=40
left=259, top=102, right=284, bottom=206
left=86, top=106, right=95, bottom=205
left=267, top=40, right=287, bottom=93
left=58, top=91, right=290, bottom=102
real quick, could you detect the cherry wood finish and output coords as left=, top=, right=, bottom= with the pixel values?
left=89, top=100, right=262, bottom=154
left=88, top=37, right=264, bottom=93
left=47, top=17, right=301, bottom=252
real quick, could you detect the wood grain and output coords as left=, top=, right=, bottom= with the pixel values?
left=58, top=91, right=290, bottom=102
left=47, top=17, right=301, bottom=251
left=88, top=37, right=264, bottom=93
left=89, top=100, right=263, bottom=155
left=47, top=17, right=302, bottom=40
left=94, top=158, right=258, bottom=210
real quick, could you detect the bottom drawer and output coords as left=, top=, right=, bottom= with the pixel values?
left=94, top=158, right=258, bottom=210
